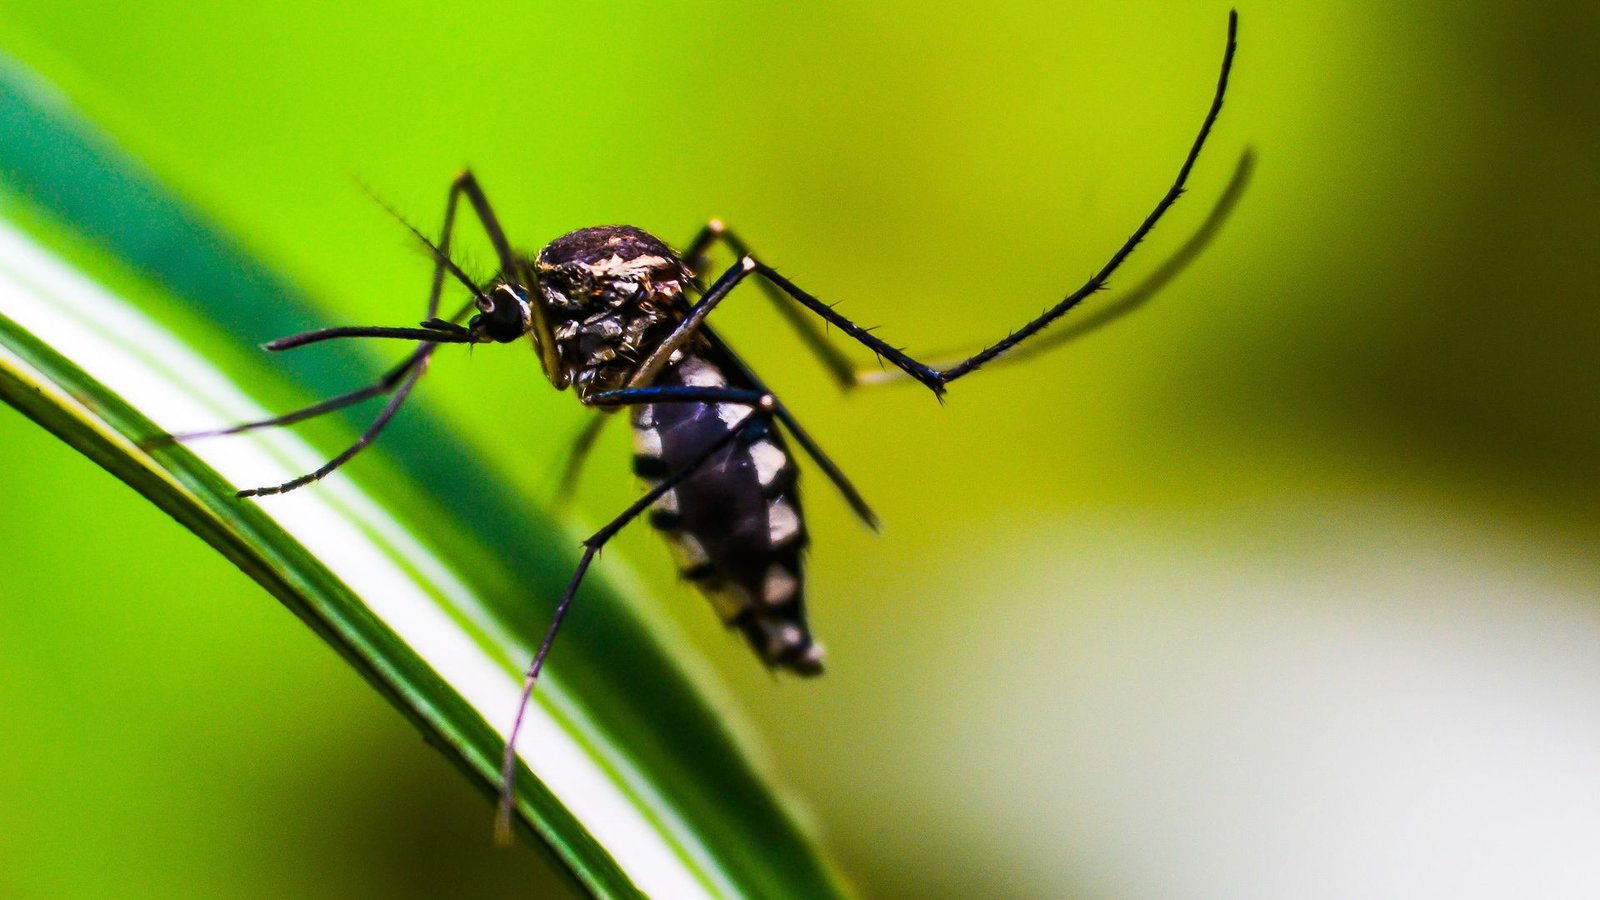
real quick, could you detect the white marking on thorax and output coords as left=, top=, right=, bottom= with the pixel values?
left=678, top=357, right=727, bottom=388
left=767, top=496, right=801, bottom=546
left=589, top=252, right=670, bottom=279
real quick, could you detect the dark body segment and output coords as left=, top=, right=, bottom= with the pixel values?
left=631, top=348, right=821, bottom=675
left=536, top=225, right=690, bottom=401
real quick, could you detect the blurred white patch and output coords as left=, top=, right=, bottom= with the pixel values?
left=767, top=497, right=801, bottom=545
left=749, top=440, right=788, bottom=488
left=859, top=503, right=1600, bottom=899
left=633, top=425, right=662, bottom=458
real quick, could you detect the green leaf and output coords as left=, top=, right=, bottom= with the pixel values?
left=0, top=51, right=847, bottom=899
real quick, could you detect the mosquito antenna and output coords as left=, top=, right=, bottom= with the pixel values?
left=354, top=177, right=498, bottom=308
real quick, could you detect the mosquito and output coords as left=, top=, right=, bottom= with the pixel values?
left=171, top=12, right=1240, bottom=839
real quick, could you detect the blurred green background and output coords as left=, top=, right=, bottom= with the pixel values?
left=2, top=2, right=1598, bottom=897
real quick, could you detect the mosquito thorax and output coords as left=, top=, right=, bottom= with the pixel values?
left=535, top=226, right=692, bottom=399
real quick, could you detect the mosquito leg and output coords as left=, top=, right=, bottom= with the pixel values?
left=589, top=386, right=881, bottom=524
left=588, top=386, right=772, bottom=407
left=364, top=170, right=561, bottom=376
left=550, top=384, right=786, bottom=506
left=929, top=11, right=1237, bottom=384
left=768, top=403, right=876, bottom=528
left=235, top=356, right=428, bottom=498
left=162, top=347, right=429, bottom=444
left=162, top=327, right=478, bottom=453
left=680, top=220, right=859, bottom=390
left=680, top=13, right=1239, bottom=398
left=496, top=404, right=771, bottom=843
left=855, top=146, right=1258, bottom=385
left=634, top=236, right=878, bottom=523
left=588, top=379, right=878, bottom=529
left=679, top=219, right=723, bottom=278
left=695, top=326, right=878, bottom=528
left=643, top=256, right=941, bottom=395
left=439, top=171, right=561, bottom=377
left=627, top=259, right=758, bottom=386
left=172, top=167, right=494, bottom=446
left=200, top=171, right=513, bottom=485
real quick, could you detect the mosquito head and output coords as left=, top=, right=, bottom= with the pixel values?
left=468, top=283, right=533, bottom=343
left=533, top=225, right=687, bottom=317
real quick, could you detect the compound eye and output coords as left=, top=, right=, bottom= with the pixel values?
left=483, top=283, right=532, bottom=341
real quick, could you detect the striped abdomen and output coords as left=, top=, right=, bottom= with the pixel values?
left=630, top=353, right=822, bottom=675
